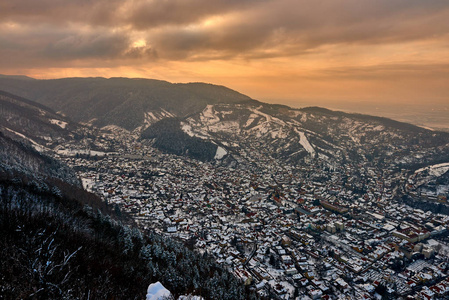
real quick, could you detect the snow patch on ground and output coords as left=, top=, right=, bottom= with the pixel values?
left=415, top=162, right=449, bottom=177
left=208, top=121, right=240, bottom=133
left=289, top=150, right=303, bottom=157
left=49, top=119, right=68, bottom=129
left=161, top=109, right=175, bottom=118
left=56, top=149, right=106, bottom=157
left=101, top=125, right=129, bottom=133
left=181, top=121, right=212, bottom=139
left=348, top=133, right=360, bottom=144
left=146, top=282, right=172, bottom=300
left=219, top=110, right=233, bottom=117
left=191, top=107, right=240, bottom=133
left=295, top=129, right=315, bottom=156
left=178, top=296, right=204, bottom=300
left=287, top=119, right=317, bottom=136
left=245, top=113, right=259, bottom=128
left=81, top=177, right=95, bottom=192
left=289, top=110, right=303, bottom=118
left=248, top=107, right=285, bottom=126
left=181, top=123, right=195, bottom=137
left=4, top=127, right=36, bottom=143
left=372, top=125, right=384, bottom=131
left=200, top=105, right=220, bottom=124
left=318, top=152, right=330, bottom=160
left=143, top=112, right=158, bottom=128
left=270, top=128, right=289, bottom=139
left=214, top=146, right=227, bottom=159
left=437, top=184, right=449, bottom=195
left=142, top=111, right=164, bottom=130
left=249, top=107, right=272, bottom=123
left=249, top=123, right=269, bottom=138
left=419, top=125, right=435, bottom=131
left=138, top=110, right=177, bottom=132
left=146, top=112, right=156, bottom=120
left=3, top=127, right=47, bottom=152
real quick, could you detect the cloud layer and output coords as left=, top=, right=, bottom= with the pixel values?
left=1, top=0, right=449, bottom=105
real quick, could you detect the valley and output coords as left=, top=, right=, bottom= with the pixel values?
left=1, top=77, right=449, bottom=299
left=53, top=106, right=449, bottom=299
left=60, top=136, right=449, bottom=299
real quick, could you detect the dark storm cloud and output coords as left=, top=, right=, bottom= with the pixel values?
left=44, top=32, right=130, bottom=60
left=1, top=0, right=449, bottom=65
left=128, top=0, right=449, bottom=61
left=0, top=0, right=272, bottom=63
left=125, top=0, right=268, bottom=29
left=0, top=0, right=265, bottom=28
left=0, top=25, right=155, bottom=68
left=0, top=0, right=122, bottom=26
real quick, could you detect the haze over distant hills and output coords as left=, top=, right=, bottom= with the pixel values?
left=288, top=100, right=449, bottom=133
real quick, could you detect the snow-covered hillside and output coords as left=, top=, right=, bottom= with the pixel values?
left=165, top=102, right=449, bottom=167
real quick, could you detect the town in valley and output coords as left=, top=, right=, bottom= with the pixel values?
left=53, top=126, right=449, bottom=300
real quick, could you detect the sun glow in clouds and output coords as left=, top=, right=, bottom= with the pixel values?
left=202, top=16, right=226, bottom=28
left=132, top=39, right=147, bottom=48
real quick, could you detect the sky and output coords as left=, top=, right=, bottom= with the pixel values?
left=1, top=0, right=449, bottom=118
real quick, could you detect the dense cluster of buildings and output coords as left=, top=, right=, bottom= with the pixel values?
left=56, top=132, right=449, bottom=299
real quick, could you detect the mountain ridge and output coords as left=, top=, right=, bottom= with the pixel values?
left=0, top=75, right=447, bottom=169
left=138, top=101, right=449, bottom=169
left=0, top=90, right=80, bottom=149
left=0, top=74, right=442, bottom=134
left=0, top=75, right=254, bottom=131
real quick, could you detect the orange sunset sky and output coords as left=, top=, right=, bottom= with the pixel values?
left=1, top=0, right=449, bottom=111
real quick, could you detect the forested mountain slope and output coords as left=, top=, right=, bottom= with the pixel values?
left=0, top=76, right=253, bottom=131
left=0, top=90, right=79, bottom=149
left=0, top=101, right=258, bottom=299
